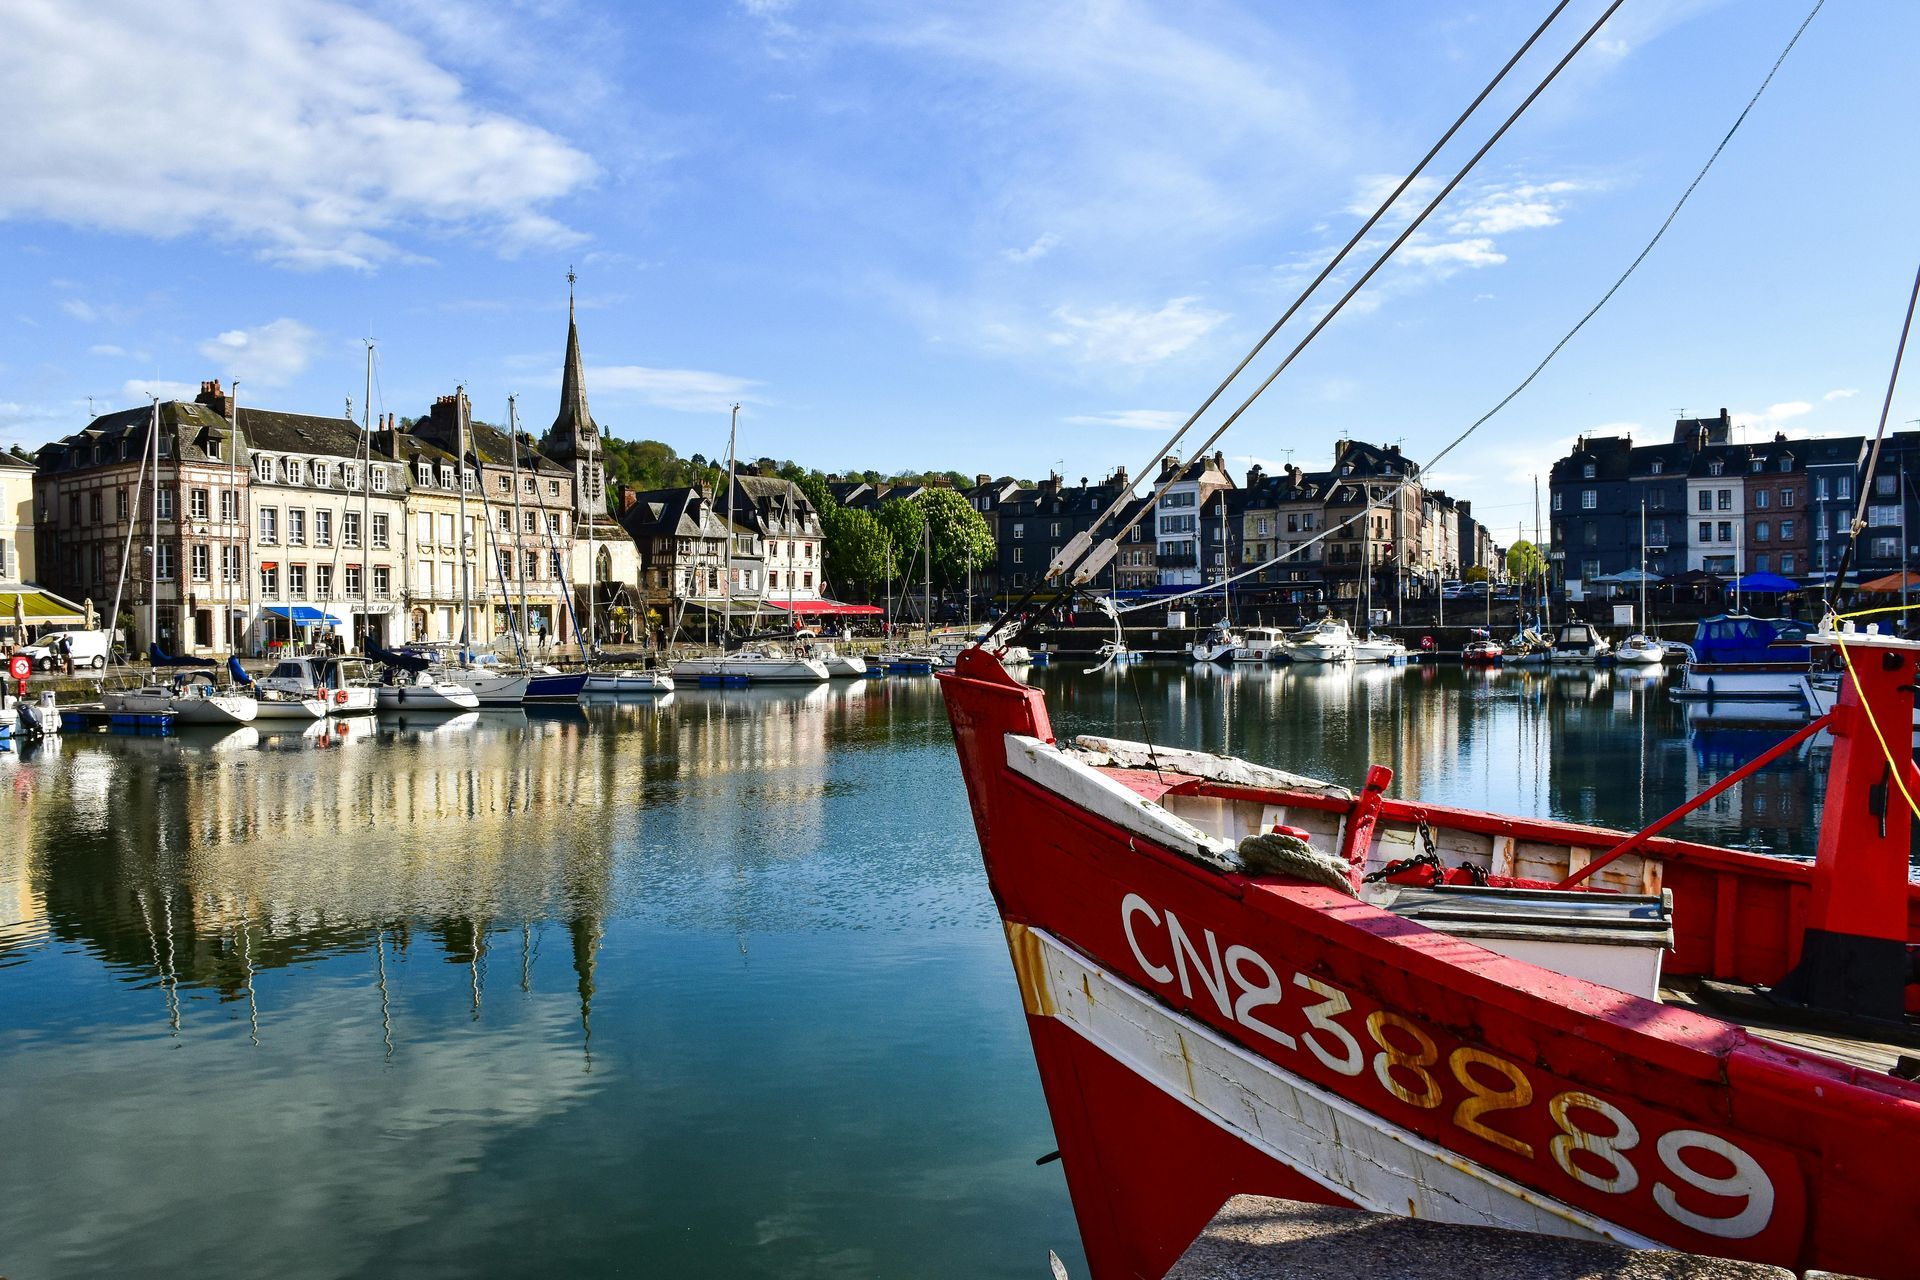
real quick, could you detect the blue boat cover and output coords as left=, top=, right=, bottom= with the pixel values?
left=1688, top=614, right=1810, bottom=664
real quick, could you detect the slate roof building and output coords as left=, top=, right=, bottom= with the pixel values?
left=619, top=485, right=742, bottom=627
left=34, top=386, right=248, bottom=655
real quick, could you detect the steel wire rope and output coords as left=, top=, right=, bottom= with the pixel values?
left=992, top=0, right=1628, bottom=644
left=983, top=0, right=1581, bottom=641
left=1120, top=0, right=1828, bottom=619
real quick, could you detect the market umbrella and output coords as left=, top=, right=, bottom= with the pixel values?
left=11, top=592, right=24, bottom=639
left=1855, top=571, right=1920, bottom=593
left=1729, top=571, right=1800, bottom=594
left=83, top=597, right=97, bottom=629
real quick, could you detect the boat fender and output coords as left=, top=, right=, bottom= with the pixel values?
left=1237, top=832, right=1356, bottom=896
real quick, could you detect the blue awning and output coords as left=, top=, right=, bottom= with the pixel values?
left=265, top=606, right=342, bottom=627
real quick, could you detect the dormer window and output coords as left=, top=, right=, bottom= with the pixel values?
left=1582, top=463, right=1595, bottom=479
left=417, top=463, right=432, bottom=486
left=313, top=461, right=330, bottom=488
left=286, top=459, right=304, bottom=486
left=1650, top=460, right=1664, bottom=475
left=1708, top=461, right=1724, bottom=476
left=256, top=455, right=274, bottom=481
left=371, top=467, right=387, bottom=492
left=1750, top=458, right=1763, bottom=473
left=342, top=462, right=360, bottom=490
left=461, top=468, right=476, bottom=493
left=439, top=466, right=454, bottom=488
left=157, top=433, right=172, bottom=459
left=1778, top=456, right=1791, bottom=472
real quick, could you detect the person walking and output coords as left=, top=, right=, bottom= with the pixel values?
left=58, top=634, right=72, bottom=676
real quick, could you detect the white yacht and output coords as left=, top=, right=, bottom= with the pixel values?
left=1288, top=618, right=1355, bottom=663
left=1546, top=620, right=1612, bottom=665
left=376, top=670, right=481, bottom=712
left=250, top=690, right=329, bottom=721
left=1230, top=626, right=1290, bottom=663
left=671, top=648, right=831, bottom=684
left=584, top=669, right=677, bottom=693
left=1351, top=631, right=1409, bottom=663
left=256, top=655, right=379, bottom=715
left=1188, top=623, right=1244, bottom=664
left=1612, top=633, right=1666, bottom=666
left=167, top=675, right=260, bottom=725
left=809, top=644, right=870, bottom=679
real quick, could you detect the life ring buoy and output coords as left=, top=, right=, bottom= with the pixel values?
left=334, top=689, right=349, bottom=706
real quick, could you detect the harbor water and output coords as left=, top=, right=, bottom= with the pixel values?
left=0, top=663, right=1823, bottom=1278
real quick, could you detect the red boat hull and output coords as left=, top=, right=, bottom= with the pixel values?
left=940, top=650, right=1920, bottom=1280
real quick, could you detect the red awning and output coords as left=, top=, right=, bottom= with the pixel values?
left=761, top=599, right=883, bottom=616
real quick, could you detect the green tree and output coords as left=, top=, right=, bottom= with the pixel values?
left=823, top=506, right=892, bottom=599
left=1506, top=540, right=1547, bottom=584
left=876, top=498, right=926, bottom=585
left=921, top=489, right=996, bottom=591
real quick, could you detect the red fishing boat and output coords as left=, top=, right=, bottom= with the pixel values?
left=940, top=621, right=1920, bottom=1279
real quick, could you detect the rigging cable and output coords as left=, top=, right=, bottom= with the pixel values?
left=991, top=0, right=1629, bottom=644
left=1826, top=259, right=1920, bottom=609
left=980, top=0, right=1586, bottom=644
left=1120, top=0, right=1830, bottom=619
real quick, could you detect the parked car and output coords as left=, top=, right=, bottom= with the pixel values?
left=23, top=627, right=113, bottom=671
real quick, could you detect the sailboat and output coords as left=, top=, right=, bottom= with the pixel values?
left=671, top=406, right=829, bottom=685
left=1614, top=502, right=1666, bottom=666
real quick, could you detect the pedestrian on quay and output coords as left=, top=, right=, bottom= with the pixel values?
left=58, top=634, right=72, bottom=676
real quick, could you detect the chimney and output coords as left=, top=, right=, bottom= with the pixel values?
left=976, top=473, right=991, bottom=489
left=195, top=378, right=234, bottom=419
left=619, top=484, right=636, bottom=513
left=1111, top=465, right=1128, bottom=490
left=1159, top=455, right=1181, bottom=481
left=1212, top=449, right=1226, bottom=473
left=1245, top=464, right=1265, bottom=488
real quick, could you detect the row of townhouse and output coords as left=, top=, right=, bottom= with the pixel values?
left=1547, top=409, right=1914, bottom=594
left=968, top=440, right=1494, bottom=610
left=25, top=301, right=648, bottom=656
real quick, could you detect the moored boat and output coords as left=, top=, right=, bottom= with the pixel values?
left=938, top=622, right=1920, bottom=1279
left=1351, top=631, right=1409, bottom=663
left=1546, top=620, right=1612, bottom=664
left=1230, top=626, right=1290, bottom=664
left=1676, top=614, right=1813, bottom=704
left=1189, top=622, right=1244, bottom=664
left=671, top=648, right=830, bottom=684
left=1461, top=638, right=1504, bottom=664
left=1613, top=633, right=1666, bottom=666
left=256, top=655, right=379, bottom=714
left=375, top=671, right=480, bottom=712
left=1288, top=618, right=1355, bottom=663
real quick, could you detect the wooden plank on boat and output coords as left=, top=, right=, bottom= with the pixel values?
left=1165, top=1195, right=1796, bottom=1279
left=1069, top=735, right=1355, bottom=802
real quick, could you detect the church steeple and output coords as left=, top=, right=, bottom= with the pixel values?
left=546, top=267, right=602, bottom=518
left=551, top=267, right=596, bottom=449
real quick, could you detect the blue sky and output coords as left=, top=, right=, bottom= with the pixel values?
left=2, top=0, right=1914, bottom=530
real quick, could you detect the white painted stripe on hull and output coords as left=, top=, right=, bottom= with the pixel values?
left=1018, top=924, right=1659, bottom=1250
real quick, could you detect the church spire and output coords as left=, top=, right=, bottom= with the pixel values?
left=551, top=265, right=596, bottom=448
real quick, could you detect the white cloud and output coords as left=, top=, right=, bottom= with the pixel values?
left=1397, top=237, right=1505, bottom=272
left=1824, top=388, right=1858, bottom=402
left=1002, top=233, right=1061, bottom=264
left=1732, top=400, right=1814, bottom=437
left=1043, top=296, right=1225, bottom=366
left=197, top=319, right=318, bottom=387
left=89, top=344, right=126, bottom=357
left=1445, top=181, right=1587, bottom=236
left=590, top=366, right=764, bottom=413
left=122, top=379, right=199, bottom=403
left=1065, top=409, right=1184, bottom=432
left=60, top=298, right=98, bottom=321
left=0, top=0, right=597, bottom=270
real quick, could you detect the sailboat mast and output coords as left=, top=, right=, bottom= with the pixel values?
left=923, top=517, right=931, bottom=645
left=723, top=403, right=739, bottom=645
left=1220, top=496, right=1230, bottom=623
left=510, top=398, right=529, bottom=644
left=1640, top=499, right=1649, bottom=631
left=147, top=399, right=159, bottom=652
left=1534, top=476, right=1549, bottom=633
left=361, top=341, right=374, bottom=651
left=455, top=388, right=471, bottom=650
left=587, top=430, right=597, bottom=651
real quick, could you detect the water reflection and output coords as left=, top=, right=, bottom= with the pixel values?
left=0, top=664, right=1836, bottom=1277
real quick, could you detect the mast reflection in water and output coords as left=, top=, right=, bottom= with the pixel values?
left=0, top=665, right=1826, bottom=1277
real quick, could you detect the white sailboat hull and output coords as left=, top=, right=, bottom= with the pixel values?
left=171, top=693, right=259, bottom=725
left=377, top=681, right=481, bottom=712
left=671, top=656, right=831, bottom=684
left=250, top=696, right=329, bottom=721
left=464, top=673, right=531, bottom=707
left=585, top=670, right=676, bottom=693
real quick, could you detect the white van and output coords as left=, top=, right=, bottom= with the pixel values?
left=24, top=628, right=113, bottom=671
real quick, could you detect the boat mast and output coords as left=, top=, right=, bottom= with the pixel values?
left=923, top=517, right=932, bottom=646
left=723, top=403, right=739, bottom=647
left=1640, top=499, right=1649, bottom=632
left=226, top=381, right=240, bottom=655
left=455, top=387, right=471, bottom=653
left=1219, top=495, right=1230, bottom=625
left=147, top=398, right=159, bottom=654
left=510, top=398, right=529, bottom=646
left=361, top=341, right=374, bottom=652
left=587, top=428, right=597, bottom=653
left=1534, top=476, right=1549, bottom=634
